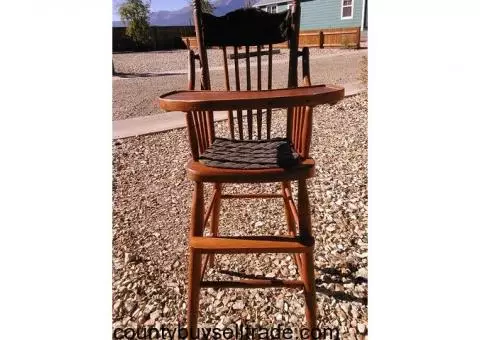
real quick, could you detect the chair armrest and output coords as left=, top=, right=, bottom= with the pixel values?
left=158, top=84, right=344, bottom=112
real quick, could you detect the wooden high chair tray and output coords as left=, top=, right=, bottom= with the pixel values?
left=158, top=84, right=344, bottom=112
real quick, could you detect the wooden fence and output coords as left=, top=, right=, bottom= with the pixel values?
left=113, top=26, right=195, bottom=52
left=301, top=27, right=361, bottom=49
left=182, top=27, right=361, bottom=50
left=113, top=25, right=360, bottom=52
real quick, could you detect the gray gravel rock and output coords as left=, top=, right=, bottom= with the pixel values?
left=357, top=323, right=367, bottom=334
left=113, top=48, right=367, bottom=120
left=112, top=93, right=368, bottom=339
left=232, top=300, right=245, bottom=310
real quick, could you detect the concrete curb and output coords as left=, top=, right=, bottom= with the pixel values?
left=113, top=83, right=366, bottom=140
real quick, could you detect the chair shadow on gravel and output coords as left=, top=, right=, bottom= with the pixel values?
left=315, top=266, right=368, bottom=305
left=113, top=71, right=186, bottom=79
left=317, top=266, right=368, bottom=285
left=315, top=286, right=367, bottom=305
left=218, top=267, right=367, bottom=306
left=218, top=269, right=283, bottom=282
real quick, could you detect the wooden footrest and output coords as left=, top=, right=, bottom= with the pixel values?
left=190, top=236, right=314, bottom=254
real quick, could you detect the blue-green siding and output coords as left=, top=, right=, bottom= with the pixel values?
left=258, top=0, right=364, bottom=30
left=300, top=0, right=364, bottom=29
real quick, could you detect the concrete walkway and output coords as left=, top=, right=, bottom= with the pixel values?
left=113, top=81, right=366, bottom=139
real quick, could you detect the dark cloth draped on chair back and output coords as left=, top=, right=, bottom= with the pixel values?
left=202, top=8, right=292, bottom=47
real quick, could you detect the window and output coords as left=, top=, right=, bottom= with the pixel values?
left=267, top=5, right=277, bottom=13
left=341, top=0, right=354, bottom=19
left=287, top=3, right=293, bottom=11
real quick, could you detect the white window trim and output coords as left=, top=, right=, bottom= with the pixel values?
left=268, top=5, right=278, bottom=13
left=341, top=0, right=354, bottom=20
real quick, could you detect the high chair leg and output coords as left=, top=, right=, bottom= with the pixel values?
left=209, top=183, right=222, bottom=267
left=298, top=179, right=317, bottom=335
left=187, top=182, right=204, bottom=339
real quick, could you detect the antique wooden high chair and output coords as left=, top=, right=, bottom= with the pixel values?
left=158, top=1, right=344, bottom=338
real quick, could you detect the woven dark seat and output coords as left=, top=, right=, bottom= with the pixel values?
left=199, top=138, right=300, bottom=169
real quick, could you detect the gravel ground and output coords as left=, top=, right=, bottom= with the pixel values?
left=112, top=48, right=368, bottom=120
left=112, top=48, right=354, bottom=75
left=112, top=92, right=368, bottom=339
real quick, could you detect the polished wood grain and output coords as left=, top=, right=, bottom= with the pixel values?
left=245, top=45, right=253, bottom=139
left=159, top=84, right=344, bottom=112
left=256, top=45, right=262, bottom=139
left=186, top=181, right=204, bottom=338
left=180, top=1, right=330, bottom=337
left=282, top=181, right=303, bottom=273
left=187, top=49, right=195, bottom=90
left=201, top=188, right=218, bottom=230
left=185, top=112, right=200, bottom=160
left=193, top=0, right=210, bottom=90
left=298, top=178, right=317, bottom=332
left=302, top=47, right=311, bottom=86
left=190, top=235, right=314, bottom=253
left=222, top=47, right=235, bottom=139
left=288, top=0, right=300, bottom=89
left=186, top=158, right=316, bottom=183
left=266, top=43, right=273, bottom=139
left=233, top=46, right=243, bottom=139
left=209, top=183, right=221, bottom=267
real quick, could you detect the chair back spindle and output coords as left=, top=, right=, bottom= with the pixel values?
left=186, top=110, right=214, bottom=160
left=190, top=0, right=312, bottom=158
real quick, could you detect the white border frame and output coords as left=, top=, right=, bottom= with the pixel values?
left=3, top=2, right=480, bottom=340
left=341, top=0, right=354, bottom=20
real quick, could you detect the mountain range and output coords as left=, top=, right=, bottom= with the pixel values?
left=113, top=0, right=259, bottom=27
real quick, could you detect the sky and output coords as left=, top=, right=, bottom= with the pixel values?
left=113, top=0, right=189, bottom=20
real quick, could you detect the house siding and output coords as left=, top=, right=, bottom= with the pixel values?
left=258, top=0, right=364, bottom=30
left=301, top=0, right=364, bottom=29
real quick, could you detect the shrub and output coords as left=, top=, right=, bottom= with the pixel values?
left=119, top=0, right=151, bottom=48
